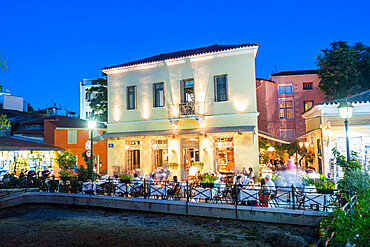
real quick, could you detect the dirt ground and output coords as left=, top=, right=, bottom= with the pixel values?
left=0, top=205, right=316, bottom=247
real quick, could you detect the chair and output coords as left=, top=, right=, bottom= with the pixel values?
left=167, top=184, right=181, bottom=200
left=267, top=186, right=280, bottom=207
left=48, top=180, right=59, bottom=192
left=213, top=186, right=230, bottom=204
left=293, top=185, right=306, bottom=209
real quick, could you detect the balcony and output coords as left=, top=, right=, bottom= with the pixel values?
left=168, top=102, right=205, bottom=119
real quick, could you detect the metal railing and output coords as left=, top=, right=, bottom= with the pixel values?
left=167, top=102, right=205, bottom=118
left=0, top=177, right=342, bottom=212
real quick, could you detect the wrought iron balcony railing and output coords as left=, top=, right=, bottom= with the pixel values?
left=168, top=102, right=205, bottom=119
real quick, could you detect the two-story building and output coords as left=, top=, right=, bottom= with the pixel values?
left=269, top=70, right=326, bottom=139
left=101, top=44, right=260, bottom=179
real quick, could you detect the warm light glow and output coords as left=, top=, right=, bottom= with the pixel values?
left=142, top=101, right=150, bottom=120
left=88, top=120, right=96, bottom=130
left=152, top=144, right=158, bottom=150
left=124, top=144, right=129, bottom=149
left=337, top=101, right=354, bottom=119
left=114, top=107, right=121, bottom=121
left=260, top=148, right=265, bottom=152
left=267, top=146, right=275, bottom=152
left=299, top=142, right=304, bottom=148
left=304, top=142, right=310, bottom=148
left=233, top=99, right=248, bottom=113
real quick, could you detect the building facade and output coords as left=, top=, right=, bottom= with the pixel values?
left=0, top=93, right=27, bottom=112
left=102, top=44, right=260, bottom=179
left=270, top=70, right=325, bottom=139
left=80, top=79, right=98, bottom=120
left=302, top=89, right=370, bottom=177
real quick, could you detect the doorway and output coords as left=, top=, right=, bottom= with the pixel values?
left=127, top=150, right=140, bottom=172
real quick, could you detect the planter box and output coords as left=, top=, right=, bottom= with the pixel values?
left=60, top=177, right=70, bottom=183
left=120, top=179, right=131, bottom=184
left=316, top=189, right=334, bottom=194
left=200, top=183, right=215, bottom=188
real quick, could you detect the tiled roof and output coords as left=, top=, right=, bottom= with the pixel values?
left=48, top=116, right=106, bottom=129
left=271, top=70, right=318, bottom=77
left=321, top=89, right=370, bottom=105
left=0, top=137, right=64, bottom=151
left=102, top=43, right=258, bottom=70
left=20, top=115, right=106, bottom=129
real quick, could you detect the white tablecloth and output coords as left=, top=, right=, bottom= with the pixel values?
left=149, top=186, right=167, bottom=196
left=238, top=189, right=259, bottom=202
left=193, top=188, right=218, bottom=199
left=82, top=182, right=106, bottom=193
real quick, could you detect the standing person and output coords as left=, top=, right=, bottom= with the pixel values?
left=286, top=159, right=296, bottom=171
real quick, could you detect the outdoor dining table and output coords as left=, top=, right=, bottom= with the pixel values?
left=149, top=185, right=167, bottom=197
left=193, top=188, right=218, bottom=201
left=82, top=181, right=106, bottom=194
left=238, top=187, right=260, bottom=202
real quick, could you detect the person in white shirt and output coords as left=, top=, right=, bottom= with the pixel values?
left=265, top=175, right=276, bottom=191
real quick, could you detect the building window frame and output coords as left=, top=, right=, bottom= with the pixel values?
left=304, top=100, right=314, bottom=112
left=278, top=84, right=293, bottom=94
left=279, top=98, right=294, bottom=119
left=214, top=74, right=228, bottom=102
left=67, top=129, right=77, bottom=144
left=127, top=85, right=137, bottom=110
left=153, top=82, right=165, bottom=107
left=303, top=82, right=313, bottom=90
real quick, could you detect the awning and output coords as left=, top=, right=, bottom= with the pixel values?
left=258, top=130, right=291, bottom=144
left=294, top=128, right=321, bottom=140
left=0, top=137, right=64, bottom=151
left=97, top=126, right=255, bottom=140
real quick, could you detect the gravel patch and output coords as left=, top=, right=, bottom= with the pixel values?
left=0, top=205, right=316, bottom=247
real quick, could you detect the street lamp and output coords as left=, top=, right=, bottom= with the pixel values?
left=337, top=101, right=354, bottom=162
left=88, top=120, right=96, bottom=181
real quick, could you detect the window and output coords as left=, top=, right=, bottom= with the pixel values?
left=303, top=82, right=313, bottom=90
left=86, top=112, right=91, bottom=118
left=304, top=100, right=314, bottom=111
left=280, top=129, right=295, bottom=139
left=85, top=89, right=92, bottom=102
left=153, top=82, right=164, bottom=107
left=67, top=129, right=77, bottom=144
left=278, top=85, right=293, bottom=94
left=279, top=99, right=294, bottom=119
left=127, top=86, right=137, bottom=110
left=0, top=103, right=3, bottom=109
left=214, top=75, right=228, bottom=102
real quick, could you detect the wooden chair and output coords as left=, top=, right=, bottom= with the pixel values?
left=167, top=184, right=181, bottom=200
left=267, top=186, right=280, bottom=207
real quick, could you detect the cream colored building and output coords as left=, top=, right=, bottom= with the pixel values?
left=101, top=44, right=260, bottom=180
left=302, top=89, right=370, bottom=178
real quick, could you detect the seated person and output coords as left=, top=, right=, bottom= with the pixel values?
left=167, top=176, right=180, bottom=196
left=131, top=173, right=142, bottom=185
left=258, top=179, right=270, bottom=207
left=247, top=168, right=255, bottom=181
left=147, top=173, right=156, bottom=185
left=265, top=175, right=276, bottom=191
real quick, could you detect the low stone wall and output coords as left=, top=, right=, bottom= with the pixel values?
left=0, top=192, right=327, bottom=227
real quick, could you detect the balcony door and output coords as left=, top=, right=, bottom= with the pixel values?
left=180, top=79, right=195, bottom=115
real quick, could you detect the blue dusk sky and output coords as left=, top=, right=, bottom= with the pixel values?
left=0, top=0, right=369, bottom=114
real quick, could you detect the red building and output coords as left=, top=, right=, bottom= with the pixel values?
left=257, top=70, right=326, bottom=140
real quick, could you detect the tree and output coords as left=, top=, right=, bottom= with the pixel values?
left=57, top=151, right=77, bottom=170
left=316, top=41, right=370, bottom=99
left=88, top=73, right=107, bottom=122
left=0, top=52, right=8, bottom=91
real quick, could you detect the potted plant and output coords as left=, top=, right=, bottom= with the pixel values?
left=315, top=180, right=335, bottom=194
left=191, top=161, right=204, bottom=171
left=168, top=162, right=179, bottom=170
left=199, top=173, right=217, bottom=188
left=58, top=169, right=75, bottom=183
left=118, top=172, right=133, bottom=184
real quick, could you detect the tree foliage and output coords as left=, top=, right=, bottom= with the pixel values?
left=88, top=73, right=107, bottom=122
left=316, top=41, right=370, bottom=99
left=57, top=151, right=77, bottom=170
